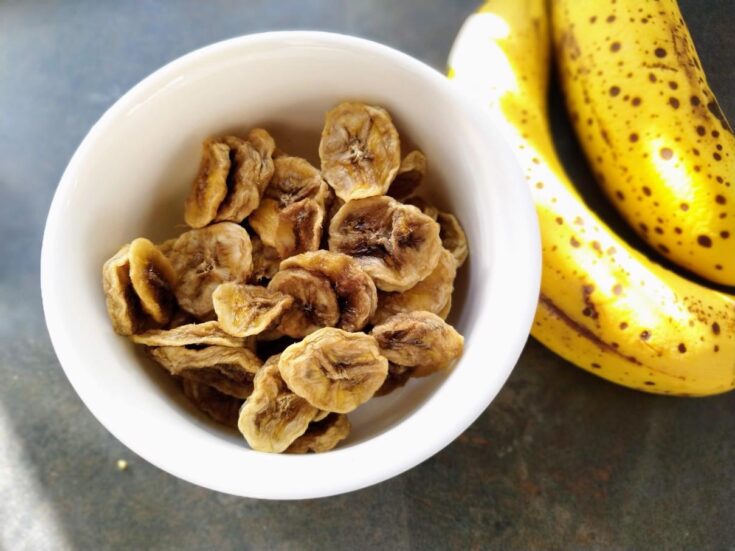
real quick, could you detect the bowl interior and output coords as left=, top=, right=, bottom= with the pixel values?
left=42, top=32, right=539, bottom=498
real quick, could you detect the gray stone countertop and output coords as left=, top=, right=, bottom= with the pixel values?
left=1, top=0, right=734, bottom=549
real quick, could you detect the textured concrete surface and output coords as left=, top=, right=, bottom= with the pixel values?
left=1, top=0, right=734, bottom=549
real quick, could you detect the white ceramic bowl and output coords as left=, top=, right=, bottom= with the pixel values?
left=41, top=32, right=540, bottom=499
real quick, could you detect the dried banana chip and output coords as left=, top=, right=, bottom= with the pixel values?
left=149, top=345, right=261, bottom=399
left=264, top=155, right=329, bottom=208
left=268, top=268, right=340, bottom=338
left=387, top=150, right=426, bottom=200
left=157, top=238, right=178, bottom=259
left=437, top=211, right=468, bottom=266
left=280, top=251, right=377, bottom=331
left=167, top=308, right=198, bottom=329
left=238, top=354, right=318, bottom=453
left=102, top=244, right=143, bottom=335
left=279, top=328, right=388, bottom=413
left=181, top=379, right=242, bottom=428
left=212, top=282, right=293, bottom=338
left=371, top=248, right=457, bottom=324
left=286, top=413, right=351, bottom=454
left=215, top=130, right=276, bottom=222
left=184, top=139, right=231, bottom=228
left=128, top=237, right=177, bottom=326
left=248, top=198, right=281, bottom=248
left=319, top=101, right=401, bottom=201
left=374, top=363, right=412, bottom=396
left=275, top=198, right=325, bottom=258
left=169, top=222, right=253, bottom=318
left=248, top=235, right=281, bottom=284
left=404, top=196, right=438, bottom=221
left=437, top=296, right=452, bottom=320
left=132, top=321, right=245, bottom=347
left=328, top=196, right=442, bottom=292
left=371, top=311, right=464, bottom=377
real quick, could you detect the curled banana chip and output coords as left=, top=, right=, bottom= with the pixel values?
left=238, top=355, right=318, bottom=453
left=404, top=196, right=438, bottom=221
left=215, top=130, right=276, bottom=223
left=279, top=328, right=388, bottom=413
left=437, top=211, right=468, bottom=266
left=319, top=101, right=401, bottom=201
left=265, top=155, right=329, bottom=208
left=169, top=222, right=253, bottom=318
left=181, top=379, right=242, bottom=428
left=248, top=198, right=280, bottom=248
left=212, top=282, right=293, bottom=337
left=387, top=150, right=426, bottom=200
left=184, top=139, right=231, bottom=229
left=248, top=235, right=281, bottom=284
left=280, top=250, right=377, bottom=331
left=275, top=198, right=325, bottom=258
left=149, top=345, right=261, bottom=399
left=328, top=196, right=442, bottom=292
left=371, top=248, right=457, bottom=325
left=286, top=413, right=351, bottom=454
left=102, top=244, right=143, bottom=335
left=128, top=238, right=177, bottom=326
left=131, top=320, right=245, bottom=347
left=267, top=268, right=340, bottom=338
left=371, top=311, right=464, bottom=377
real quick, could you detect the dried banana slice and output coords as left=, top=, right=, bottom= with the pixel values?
left=275, top=198, right=325, bottom=258
left=238, top=354, right=318, bottom=453
left=319, top=102, right=401, bottom=201
left=279, top=328, right=388, bottom=413
left=371, top=248, right=457, bottom=324
left=264, top=155, right=329, bottom=208
left=404, top=196, right=438, bottom=221
left=387, top=150, right=426, bottom=200
left=248, top=198, right=280, bottom=248
left=149, top=345, right=261, bottom=399
left=286, top=413, right=351, bottom=454
left=102, top=244, right=143, bottom=335
left=280, top=251, right=377, bottom=331
left=157, top=238, right=178, bottom=259
left=375, top=363, right=412, bottom=396
left=131, top=321, right=245, bottom=347
left=328, top=196, right=442, bottom=292
left=268, top=268, right=340, bottom=338
left=181, top=379, right=242, bottom=428
left=437, top=211, right=468, bottom=266
left=371, top=311, right=464, bottom=377
left=128, top=237, right=177, bottom=326
left=248, top=235, right=281, bottom=284
left=184, top=139, right=231, bottom=228
left=169, top=222, right=252, bottom=318
left=212, top=282, right=293, bottom=337
left=437, top=296, right=452, bottom=320
left=215, top=130, right=276, bottom=222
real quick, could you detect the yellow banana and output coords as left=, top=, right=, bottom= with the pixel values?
left=551, top=0, right=735, bottom=286
left=448, top=0, right=735, bottom=395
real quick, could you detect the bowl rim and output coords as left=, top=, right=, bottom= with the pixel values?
left=41, top=30, right=541, bottom=499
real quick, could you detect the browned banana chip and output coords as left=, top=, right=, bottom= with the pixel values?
left=215, top=129, right=276, bottom=222
left=371, top=311, right=464, bottom=377
left=238, top=354, right=318, bottom=453
left=275, top=198, right=325, bottom=258
left=149, top=345, right=261, bottom=399
left=268, top=268, right=340, bottom=338
left=248, top=235, right=281, bottom=284
left=387, top=150, right=426, bottom=200
left=102, top=244, right=144, bottom=335
left=181, top=379, right=243, bottom=428
left=374, top=363, right=412, bottom=396
left=437, top=211, right=468, bottom=266
left=132, top=320, right=245, bottom=347
left=128, top=237, right=177, bottom=326
left=279, top=328, right=388, bottom=413
left=264, top=155, right=329, bottom=208
left=328, top=196, right=442, bottom=292
left=184, top=139, right=231, bottom=229
left=404, top=196, right=438, bottom=221
left=280, top=251, right=377, bottom=332
left=319, top=102, right=401, bottom=201
left=169, top=222, right=253, bottom=318
left=212, top=282, right=293, bottom=338
left=371, top=248, right=457, bottom=325
left=286, top=413, right=351, bottom=454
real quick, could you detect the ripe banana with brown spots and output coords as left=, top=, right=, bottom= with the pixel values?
left=448, top=0, right=735, bottom=395
left=551, top=0, right=735, bottom=285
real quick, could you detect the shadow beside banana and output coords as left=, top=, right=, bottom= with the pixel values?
left=448, top=0, right=735, bottom=396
